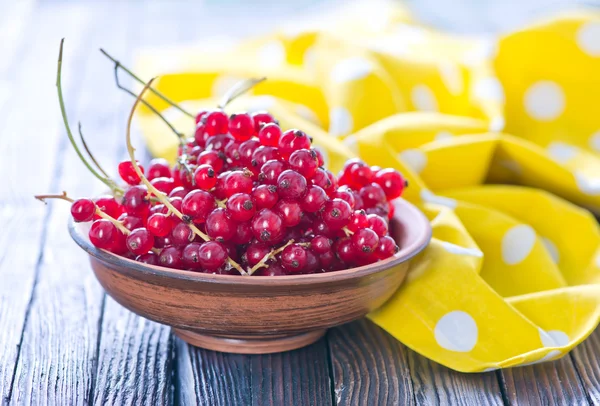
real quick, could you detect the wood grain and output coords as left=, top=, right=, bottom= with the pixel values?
left=327, top=319, right=415, bottom=406
left=571, top=328, right=600, bottom=404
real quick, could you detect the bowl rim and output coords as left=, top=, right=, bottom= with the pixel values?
left=69, top=198, right=431, bottom=286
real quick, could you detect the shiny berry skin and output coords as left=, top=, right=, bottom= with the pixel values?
left=289, top=149, right=319, bottom=179
left=89, top=220, right=116, bottom=249
left=195, top=110, right=209, bottom=124
left=224, top=141, right=242, bottom=165
left=126, top=228, right=155, bottom=255
left=203, top=110, right=229, bottom=135
left=377, top=235, right=399, bottom=259
left=223, top=170, right=253, bottom=197
left=334, top=237, right=355, bottom=264
left=71, top=198, right=95, bottom=222
left=118, top=160, right=144, bottom=185
left=238, top=139, right=260, bottom=165
left=109, top=229, right=128, bottom=255
left=228, top=113, right=255, bottom=141
left=226, top=193, right=256, bottom=222
left=193, top=164, right=217, bottom=191
left=244, top=243, right=270, bottom=266
left=171, top=222, right=194, bottom=246
left=198, top=150, right=225, bottom=173
left=175, top=166, right=194, bottom=189
left=257, top=123, right=282, bottom=147
left=95, top=196, right=122, bottom=219
left=312, top=148, right=325, bottom=167
left=275, top=200, right=303, bottom=227
left=347, top=210, right=369, bottom=232
left=311, top=235, right=332, bottom=254
left=322, top=198, right=352, bottom=229
left=332, top=187, right=356, bottom=209
left=374, top=168, right=406, bottom=199
left=169, top=187, right=189, bottom=200
left=232, top=222, right=253, bottom=244
left=159, top=246, right=183, bottom=269
left=252, top=111, right=276, bottom=132
left=349, top=162, right=373, bottom=187
left=251, top=184, right=278, bottom=209
left=254, top=262, right=286, bottom=276
left=182, top=242, right=204, bottom=270
left=198, top=241, right=229, bottom=270
left=353, top=190, right=364, bottom=210
left=278, top=129, right=311, bottom=159
left=206, top=133, right=234, bottom=152
left=136, top=252, right=158, bottom=265
left=122, top=185, right=150, bottom=215
left=351, top=228, right=379, bottom=257
left=387, top=200, right=395, bottom=220
left=312, top=218, right=335, bottom=238
left=251, top=209, right=283, bottom=243
left=280, top=244, right=307, bottom=272
left=206, top=208, right=236, bottom=241
left=147, top=213, right=173, bottom=237
left=304, top=250, right=321, bottom=273
left=311, top=168, right=334, bottom=195
left=319, top=250, right=335, bottom=270
left=182, top=190, right=216, bottom=222
left=252, top=146, right=279, bottom=167
left=259, top=160, right=287, bottom=185
left=367, top=214, right=388, bottom=237
left=150, top=177, right=175, bottom=195
left=147, top=158, right=172, bottom=180
left=301, top=185, right=328, bottom=213
left=118, top=214, right=143, bottom=231
left=359, top=183, right=387, bottom=208
left=277, top=170, right=307, bottom=200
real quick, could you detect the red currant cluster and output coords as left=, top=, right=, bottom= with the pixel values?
left=69, top=109, right=407, bottom=276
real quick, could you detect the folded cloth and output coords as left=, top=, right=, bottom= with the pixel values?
left=133, top=3, right=600, bottom=372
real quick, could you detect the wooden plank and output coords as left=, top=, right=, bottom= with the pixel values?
left=500, top=358, right=589, bottom=406
left=327, top=320, right=414, bottom=405
left=250, top=339, right=332, bottom=406
left=407, top=350, right=504, bottom=405
left=571, top=327, right=600, bottom=404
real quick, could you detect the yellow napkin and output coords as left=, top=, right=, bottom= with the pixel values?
left=133, top=3, right=600, bottom=372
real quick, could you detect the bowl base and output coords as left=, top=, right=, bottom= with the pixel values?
left=173, top=328, right=327, bottom=354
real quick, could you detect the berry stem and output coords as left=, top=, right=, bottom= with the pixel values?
left=342, top=226, right=354, bottom=236
left=78, top=122, right=110, bottom=178
left=218, top=77, right=267, bottom=110
left=99, top=48, right=195, bottom=119
left=248, top=239, right=303, bottom=275
left=57, top=39, right=124, bottom=196
left=124, top=78, right=246, bottom=275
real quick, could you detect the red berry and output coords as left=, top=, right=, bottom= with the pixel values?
left=206, top=133, right=234, bottom=152
left=359, top=183, right=387, bottom=208
left=245, top=243, right=271, bottom=266
left=349, top=162, right=373, bottom=187
left=278, top=129, right=311, bottom=159
left=193, top=164, right=217, bottom=191
left=150, top=177, right=175, bottom=195
left=351, top=228, right=379, bottom=258
left=94, top=196, right=122, bottom=219
left=289, top=149, right=319, bottom=179
left=136, top=252, right=158, bottom=265
left=206, top=208, right=236, bottom=241
left=126, top=228, right=155, bottom=255
left=274, top=200, right=303, bottom=227
left=238, top=139, right=260, bottom=165
left=118, top=160, right=144, bottom=185
left=334, top=237, right=355, bottom=264
left=195, top=110, right=209, bottom=124
left=182, top=242, right=204, bottom=270
left=198, top=241, right=229, bottom=270
left=182, top=190, right=216, bottom=222
left=251, top=111, right=276, bottom=132
left=226, top=193, right=256, bottom=222
left=259, top=159, right=287, bottom=185
left=322, top=198, right=352, bottom=229
left=169, top=186, right=189, bottom=199
left=312, top=218, right=335, bottom=238
left=251, top=209, right=283, bottom=243
left=223, top=170, right=253, bottom=197
left=347, top=210, right=369, bottom=232
left=312, top=148, right=325, bottom=167
left=277, top=170, right=307, bottom=200
left=229, top=113, right=255, bottom=141
left=304, top=250, right=321, bottom=273
left=109, top=229, right=128, bottom=255
left=388, top=200, right=395, bottom=220
left=332, top=187, right=356, bottom=209
left=377, top=235, right=399, bottom=259
left=254, top=262, right=286, bottom=276
left=89, top=219, right=116, bottom=249
left=232, top=222, right=253, bottom=244
left=122, top=185, right=150, bottom=216
left=198, top=150, right=225, bottom=172
left=251, top=184, right=278, bottom=209
left=301, top=185, right=328, bottom=213
left=118, top=214, right=144, bottom=231
left=280, top=244, right=307, bottom=272
left=171, top=222, right=194, bottom=246
left=252, top=146, right=280, bottom=167
left=204, top=110, right=229, bottom=135
left=257, top=123, right=282, bottom=147
left=367, top=214, right=388, bottom=237
left=147, top=158, right=172, bottom=180
left=311, top=168, right=335, bottom=195
left=310, top=235, right=332, bottom=254
left=71, top=198, right=95, bottom=222
left=147, top=213, right=173, bottom=237
left=159, top=246, right=183, bottom=269
left=374, top=168, right=406, bottom=200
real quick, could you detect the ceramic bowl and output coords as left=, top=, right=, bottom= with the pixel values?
left=69, top=198, right=431, bottom=354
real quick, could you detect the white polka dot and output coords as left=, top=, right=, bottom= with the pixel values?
left=295, top=105, right=320, bottom=125
left=463, top=39, right=498, bottom=66
left=411, top=85, right=438, bottom=112
left=398, top=149, right=427, bottom=173
left=539, top=328, right=569, bottom=347
left=439, top=62, right=463, bottom=96
left=547, top=141, right=578, bottom=164
left=577, top=22, right=600, bottom=57
left=312, top=145, right=329, bottom=167
left=440, top=241, right=484, bottom=257
left=329, top=107, right=353, bottom=137
left=420, top=189, right=457, bottom=209
left=258, top=41, right=286, bottom=68
left=589, top=130, right=600, bottom=152
left=330, top=58, right=373, bottom=83
left=575, top=172, right=600, bottom=195
left=212, top=75, right=244, bottom=98
left=501, top=224, right=536, bottom=265
left=393, top=23, right=428, bottom=45
left=434, top=311, right=478, bottom=352
left=472, top=77, right=505, bottom=103
left=435, top=131, right=453, bottom=141
left=541, top=237, right=560, bottom=263
left=521, top=350, right=562, bottom=366
left=342, top=134, right=358, bottom=155
left=524, top=81, right=565, bottom=121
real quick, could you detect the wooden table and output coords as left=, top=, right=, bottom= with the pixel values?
left=1, top=1, right=599, bottom=404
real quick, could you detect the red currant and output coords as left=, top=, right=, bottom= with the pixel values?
left=71, top=198, right=95, bottom=222
left=251, top=209, right=283, bottom=243
left=206, top=208, right=236, bottom=241
left=367, top=214, right=388, bottom=237
left=251, top=111, right=276, bottom=132
left=277, top=170, right=307, bottom=200
left=171, top=222, right=194, bottom=246
left=182, top=190, right=216, bottom=222
left=223, top=169, right=253, bottom=197
left=301, top=185, right=328, bottom=213
left=244, top=242, right=271, bottom=266
left=198, top=150, right=225, bottom=172
left=193, top=164, right=217, bottom=191
left=251, top=184, right=278, bottom=209
left=159, top=246, right=183, bottom=269
left=280, top=244, right=307, bottom=272
left=322, top=198, right=352, bottom=229
left=182, top=242, right=204, bottom=270
left=118, top=160, right=144, bottom=185
left=195, top=110, right=209, bottom=124
left=147, top=213, right=173, bottom=237
left=259, top=159, right=287, bottom=185
left=275, top=200, right=303, bottom=227
left=310, top=235, right=332, bottom=254
left=252, top=146, right=280, bottom=167
left=198, top=241, right=229, bottom=270
left=118, top=214, right=143, bottom=231
left=228, top=113, right=255, bottom=141
left=351, top=228, right=379, bottom=258
left=126, top=228, right=155, bottom=255
left=377, top=235, right=399, bottom=259
left=289, top=149, right=318, bottom=179
left=94, top=196, right=123, bottom=219
left=89, top=219, right=116, bottom=249
left=257, top=123, right=282, bottom=147
left=311, top=168, right=334, bottom=195
left=147, top=158, right=172, bottom=180
left=226, top=193, right=256, bottom=222
left=312, top=148, right=325, bottom=167
left=359, top=183, right=387, bottom=208
left=203, top=110, right=229, bottom=135
left=122, top=185, right=150, bottom=216
left=136, top=252, right=158, bottom=265
left=238, top=139, right=260, bottom=165
left=232, top=222, right=253, bottom=244
left=374, top=168, right=406, bottom=200
left=334, top=237, right=355, bottom=264
left=304, top=250, right=320, bottom=273
left=150, top=177, right=175, bottom=195
left=206, top=133, right=234, bottom=152
left=169, top=186, right=189, bottom=199
left=278, top=129, right=311, bottom=159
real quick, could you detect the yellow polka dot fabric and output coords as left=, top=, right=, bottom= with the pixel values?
left=134, top=4, right=600, bottom=372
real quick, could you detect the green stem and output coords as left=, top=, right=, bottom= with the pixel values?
left=78, top=122, right=110, bottom=178
left=218, top=77, right=266, bottom=110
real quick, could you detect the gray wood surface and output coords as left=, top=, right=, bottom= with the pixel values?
left=1, top=1, right=599, bottom=405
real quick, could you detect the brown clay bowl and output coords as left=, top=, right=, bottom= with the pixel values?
left=69, top=198, right=431, bottom=354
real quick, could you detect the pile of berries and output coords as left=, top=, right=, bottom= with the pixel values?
left=69, top=109, right=407, bottom=276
